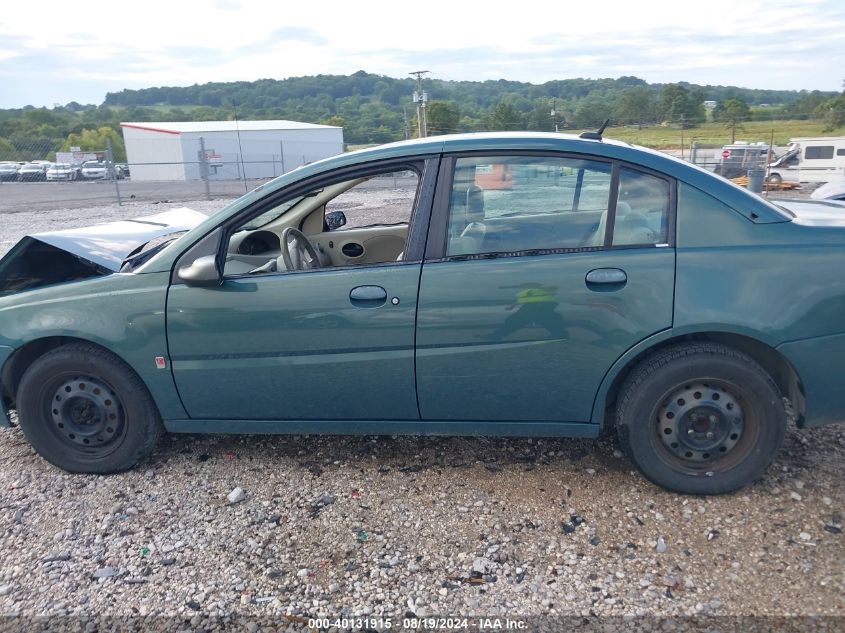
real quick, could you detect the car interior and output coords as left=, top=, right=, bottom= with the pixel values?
left=221, top=159, right=670, bottom=278
left=446, top=161, right=669, bottom=256
left=223, top=170, right=418, bottom=277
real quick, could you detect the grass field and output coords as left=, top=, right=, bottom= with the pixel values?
left=588, top=119, right=838, bottom=149
left=352, top=119, right=839, bottom=152
left=136, top=104, right=839, bottom=151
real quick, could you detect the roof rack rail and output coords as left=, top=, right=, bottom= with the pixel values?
left=579, top=119, right=610, bottom=141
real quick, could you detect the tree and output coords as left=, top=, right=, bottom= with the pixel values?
left=425, top=101, right=461, bottom=136
left=613, top=87, right=655, bottom=128
left=0, top=137, right=20, bottom=161
left=320, top=115, right=346, bottom=128
left=487, top=102, right=525, bottom=131
left=572, top=93, right=613, bottom=129
left=60, top=126, right=126, bottom=162
left=526, top=101, right=557, bottom=131
left=715, top=98, right=751, bottom=142
left=657, top=84, right=705, bottom=126
left=818, top=79, right=845, bottom=131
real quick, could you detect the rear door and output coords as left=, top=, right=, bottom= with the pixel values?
left=415, top=153, right=676, bottom=423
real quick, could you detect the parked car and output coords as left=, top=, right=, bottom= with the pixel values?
left=80, top=161, right=109, bottom=180
left=46, top=163, right=80, bottom=182
left=2, top=132, right=845, bottom=494
left=17, top=162, right=50, bottom=181
left=114, top=163, right=130, bottom=179
left=0, top=162, right=20, bottom=181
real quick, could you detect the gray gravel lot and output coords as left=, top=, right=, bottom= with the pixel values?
left=0, top=179, right=258, bottom=214
left=0, top=186, right=843, bottom=625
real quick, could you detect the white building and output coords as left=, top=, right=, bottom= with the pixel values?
left=120, top=120, right=344, bottom=181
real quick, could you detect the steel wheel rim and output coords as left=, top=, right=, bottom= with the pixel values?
left=652, top=379, right=757, bottom=473
left=49, top=374, right=126, bottom=451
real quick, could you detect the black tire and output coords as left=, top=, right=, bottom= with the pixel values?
left=766, top=173, right=783, bottom=184
left=17, top=343, right=164, bottom=474
left=616, top=343, right=786, bottom=495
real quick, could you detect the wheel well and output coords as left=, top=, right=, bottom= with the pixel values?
left=1, top=337, right=119, bottom=413
left=602, top=332, right=805, bottom=428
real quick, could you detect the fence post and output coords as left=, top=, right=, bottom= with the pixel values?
left=279, top=141, right=285, bottom=175
left=198, top=137, right=211, bottom=201
left=106, top=138, right=122, bottom=207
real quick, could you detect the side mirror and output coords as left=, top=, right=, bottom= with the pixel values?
left=325, top=210, right=347, bottom=231
left=177, top=254, right=221, bottom=286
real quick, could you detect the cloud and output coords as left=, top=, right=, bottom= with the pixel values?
left=0, top=0, right=843, bottom=107
left=263, top=27, right=327, bottom=46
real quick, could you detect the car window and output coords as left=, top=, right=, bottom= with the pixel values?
left=241, top=196, right=307, bottom=231
left=222, top=166, right=423, bottom=277
left=324, top=170, right=419, bottom=231
left=612, top=167, right=671, bottom=246
left=445, top=155, right=612, bottom=256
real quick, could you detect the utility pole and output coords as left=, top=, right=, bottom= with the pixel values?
left=550, top=99, right=558, bottom=133
left=402, top=106, right=411, bottom=140
left=410, top=70, right=430, bottom=138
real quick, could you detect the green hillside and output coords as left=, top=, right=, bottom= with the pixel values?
left=1, top=71, right=842, bottom=161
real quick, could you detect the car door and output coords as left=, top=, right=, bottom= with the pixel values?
left=166, top=157, right=438, bottom=421
left=416, top=153, right=676, bottom=423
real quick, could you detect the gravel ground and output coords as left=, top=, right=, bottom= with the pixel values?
left=0, top=186, right=843, bottom=628
left=0, top=421, right=843, bottom=625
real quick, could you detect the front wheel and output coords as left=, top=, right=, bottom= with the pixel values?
left=616, top=343, right=786, bottom=494
left=17, top=343, right=164, bottom=473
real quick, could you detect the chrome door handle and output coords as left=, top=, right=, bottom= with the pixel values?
left=585, top=268, right=627, bottom=288
left=349, top=285, right=387, bottom=307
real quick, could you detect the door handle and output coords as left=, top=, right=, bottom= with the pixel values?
left=585, top=268, right=627, bottom=290
left=349, top=285, right=387, bottom=307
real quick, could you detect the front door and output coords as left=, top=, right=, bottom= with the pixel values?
left=416, top=154, right=676, bottom=423
left=166, top=160, right=434, bottom=421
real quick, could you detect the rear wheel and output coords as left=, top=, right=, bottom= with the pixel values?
left=616, top=343, right=786, bottom=494
left=766, top=173, right=783, bottom=184
left=17, top=343, right=164, bottom=473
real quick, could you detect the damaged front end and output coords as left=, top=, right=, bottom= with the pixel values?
left=0, top=237, right=113, bottom=297
left=0, top=208, right=207, bottom=297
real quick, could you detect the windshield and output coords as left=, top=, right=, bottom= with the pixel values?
left=239, top=195, right=308, bottom=231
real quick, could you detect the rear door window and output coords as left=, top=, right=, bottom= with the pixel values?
left=445, top=155, right=612, bottom=256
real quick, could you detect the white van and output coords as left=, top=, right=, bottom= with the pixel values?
left=767, top=137, right=845, bottom=184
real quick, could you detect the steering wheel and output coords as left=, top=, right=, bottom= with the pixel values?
left=280, top=227, right=322, bottom=271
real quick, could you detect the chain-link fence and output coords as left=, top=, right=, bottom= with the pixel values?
left=0, top=136, right=334, bottom=213
left=0, top=132, right=802, bottom=214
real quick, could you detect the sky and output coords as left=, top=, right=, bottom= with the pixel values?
left=0, top=0, right=843, bottom=109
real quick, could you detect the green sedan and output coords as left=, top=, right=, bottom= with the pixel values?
left=2, top=132, right=844, bottom=495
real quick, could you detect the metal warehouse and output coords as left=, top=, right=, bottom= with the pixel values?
left=119, top=120, right=344, bottom=181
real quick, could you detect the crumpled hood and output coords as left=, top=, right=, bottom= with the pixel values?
left=0, top=207, right=207, bottom=297
left=770, top=198, right=845, bottom=227
left=29, top=207, right=207, bottom=271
